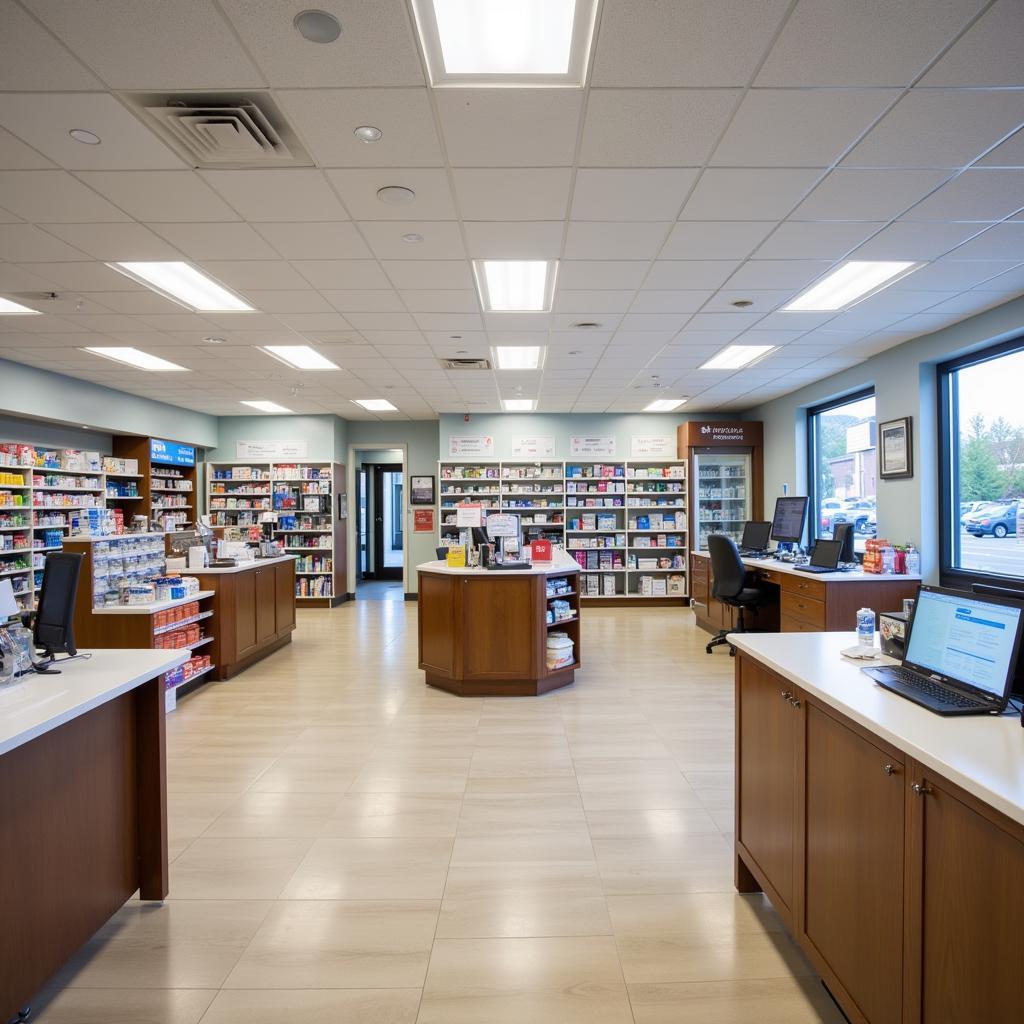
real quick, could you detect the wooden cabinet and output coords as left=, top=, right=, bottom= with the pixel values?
left=232, top=569, right=258, bottom=658
left=255, top=566, right=276, bottom=644
left=801, top=704, right=905, bottom=1024
left=275, top=560, right=295, bottom=633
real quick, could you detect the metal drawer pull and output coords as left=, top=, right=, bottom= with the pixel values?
left=883, top=763, right=897, bottom=776
left=911, top=781, right=930, bottom=796
left=788, top=696, right=801, bottom=709
left=781, top=689, right=792, bottom=701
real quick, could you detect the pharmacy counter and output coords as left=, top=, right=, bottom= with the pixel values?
left=417, top=551, right=581, bottom=696
left=1, top=649, right=185, bottom=1021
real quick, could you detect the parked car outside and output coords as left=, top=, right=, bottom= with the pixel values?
left=959, top=500, right=989, bottom=525
left=964, top=501, right=1019, bottom=538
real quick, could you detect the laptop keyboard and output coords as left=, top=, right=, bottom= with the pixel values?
left=889, top=667, right=982, bottom=708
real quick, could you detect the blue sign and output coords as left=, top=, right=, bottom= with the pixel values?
left=150, top=438, right=196, bottom=467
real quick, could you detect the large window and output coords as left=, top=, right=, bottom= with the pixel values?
left=808, top=390, right=877, bottom=553
left=940, top=338, right=1024, bottom=583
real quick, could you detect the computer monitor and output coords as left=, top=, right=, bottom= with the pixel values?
left=973, top=582, right=1024, bottom=697
left=770, top=496, right=808, bottom=545
left=740, top=521, right=772, bottom=552
left=832, top=521, right=855, bottom=563
left=34, top=552, right=83, bottom=661
left=809, top=538, right=842, bottom=570
left=471, top=527, right=490, bottom=548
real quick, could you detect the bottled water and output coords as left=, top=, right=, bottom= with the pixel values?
left=856, top=607, right=876, bottom=647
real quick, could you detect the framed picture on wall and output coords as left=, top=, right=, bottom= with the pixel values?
left=879, top=417, right=913, bottom=479
left=410, top=474, right=436, bottom=505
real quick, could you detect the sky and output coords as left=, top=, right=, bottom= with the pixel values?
left=956, top=350, right=1024, bottom=431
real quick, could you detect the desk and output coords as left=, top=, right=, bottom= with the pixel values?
left=732, top=631, right=1024, bottom=1024
left=0, top=649, right=186, bottom=1021
left=690, top=550, right=920, bottom=634
left=417, top=551, right=581, bottom=696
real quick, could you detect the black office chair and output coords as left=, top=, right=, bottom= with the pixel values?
left=435, top=546, right=448, bottom=560
left=705, top=534, right=766, bottom=656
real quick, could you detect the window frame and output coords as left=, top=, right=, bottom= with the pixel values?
left=938, top=333, right=1024, bottom=590
left=806, top=387, right=876, bottom=549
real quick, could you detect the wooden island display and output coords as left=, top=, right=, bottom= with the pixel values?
left=417, top=550, right=581, bottom=696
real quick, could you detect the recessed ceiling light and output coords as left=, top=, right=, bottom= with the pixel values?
left=261, top=345, right=340, bottom=370
left=782, top=260, right=922, bottom=312
left=730, top=299, right=754, bottom=309
left=644, top=398, right=687, bottom=412
left=411, top=0, right=599, bottom=87
left=0, top=297, right=42, bottom=315
left=68, top=128, right=101, bottom=145
left=241, top=400, right=293, bottom=414
left=203, top=336, right=224, bottom=345
left=293, top=9, right=342, bottom=43
left=84, top=347, right=187, bottom=372
left=493, top=346, right=545, bottom=370
left=377, top=185, right=416, bottom=205
left=571, top=321, right=601, bottom=329
left=568, top=349, right=582, bottom=355
left=353, top=399, right=398, bottom=412
left=502, top=398, right=536, bottom=411
left=402, top=232, right=424, bottom=244
left=474, top=259, right=556, bottom=312
left=700, top=345, right=777, bottom=371
left=107, top=262, right=253, bottom=311
left=353, top=125, right=383, bottom=143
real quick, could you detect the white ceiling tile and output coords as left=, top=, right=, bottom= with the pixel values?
left=661, top=221, right=775, bottom=259
left=0, top=125, right=54, bottom=171
left=194, top=260, right=311, bottom=291
left=0, top=93, right=184, bottom=170
left=685, top=312, right=765, bottom=332
left=642, top=261, right=741, bottom=290
left=712, top=89, right=899, bottom=167
left=293, top=260, right=392, bottom=290
left=235, top=290, right=334, bottom=314
left=921, top=0, right=1024, bottom=86
left=851, top=220, right=986, bottom=259
left=553, top=290, right=636, bottom=314
left=901, top=169, right=1024, bottom=221
left=592, top=0, right=790, bottom=87
left=558, top=261, right=651, bottom=289
left=754, top=311, right=836, bottom=331
left=77, top=290, right=183, bottom=315
left=436, top=89, right=582, bottom=167
left=0, top=169, right=132, bottom=224
left=977, top=128, right=1024, bottom=168
left=274, top=312, right=353, bottom=333
left=842, top=90, right=1024, bottom=168
left=969, top=264, right=1024, bottom=293
left=253, top=222, right=371, bottom=260
left=77, top=170, right=240, bottom=222
left=452, top=168, right=572, bottom=221
left=894, top=259, right=1021, bottom=291
left=42, top=222, right=183, bottom=261
left=725, top=260, right=835, bottom=290
left=321, top=290, right=405, bottom=313
left=0, top=0, right=102, bottom=89
left=564, top=222, right=669, bottom=260
left=0, top=224, right=87, bottom=261
left=756, top=0, right=984, bottom=87
left=628, top=291, right=713, bottom=314
left=570, top=169, right=699, bottom=221
left=218, top=0, right=423, bottom=87
left=149, top=223, right=281, bottom=261
left=701, top=290, right=796, bottom=314
left=344, top=312, right=418, bottom=332
left=942, top=223, right=1024, bottom=259
left=276, top=88, right=443, bottom=168
left=359, top=221, right=465, bottom=261
left=754, top=221, right=884, bottom=259
left=580, top=89, right=739, bottom=167
left=619, top=313, right=693, bottom=332
left=483, top=312, right=551, bottom=332
left=12, top=261, right=141, bottom=290
left=791, top=168, right=953, bottom=220
left=380, top=260, right=474, bottom=290
left=359, top=331, right=424, bottom=347
left=681, top=168, right=822, bottom=221
left=463, top=221, right=563, bottom=259
left=416, top=313, right=484, bottom=332
left=911, top=291, right=1017, bottom=319
left=200, top=170, right=348, bottom=222
left=399, top=290, right=479, bottom=313
left=326, top=168, right=456, bottom=221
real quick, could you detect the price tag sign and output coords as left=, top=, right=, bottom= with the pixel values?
left=413, top=509, right=434, bottom=533
left=486, top=513, right=520, bottom=538
left=455, top=503, right=483, bottom=528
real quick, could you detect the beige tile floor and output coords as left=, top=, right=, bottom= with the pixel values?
left=33, top=602, right=846, bottom=1024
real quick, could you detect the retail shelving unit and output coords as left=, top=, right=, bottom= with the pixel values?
left=565, top=460, right=628, bottom=598
left=112, top=435, right=198, bottom=531
left=501, top=459, right=565, bottom=549
left=625, top=459, right=688, bottom=600
left=207, top=462, right=273, bottom=528
left=438, top=460, right=502, bottom=546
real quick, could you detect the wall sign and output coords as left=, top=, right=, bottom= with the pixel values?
left=449, top=435, right=495, bottom=457
left=680, top=421, right=763, bottom=448
left=410, top=475, right=436, bottom=505
left=413, top=509, right=435, bottom=533
left=510, top=435, right=555, bottom=458
left=235, top=439, right=309, bottom=460
left=570, top=435, right=616, bottom=457
left=485, top=513, right=520, bottom=538
left=150, top=438, right=196, bottom=467
left=631, top=435, right=676, bottom=458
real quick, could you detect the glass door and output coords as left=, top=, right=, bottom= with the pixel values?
left=694, top=451, right=752, bottom=551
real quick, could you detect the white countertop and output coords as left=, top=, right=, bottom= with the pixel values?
left=731, top=631, right=1024, bottom=827
left=91, top=590, right=215, bottom=614
left=0, top=648, right=188, bottom=757
left=734, top=552, right=921, bottom=584
left=187, top=554, right=296, bottom=574
left=418, top=549, right=582, bottom=577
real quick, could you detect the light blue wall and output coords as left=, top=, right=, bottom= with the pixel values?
left=211, top=414, right=339, bottom=462
left=0, top=414, right=111, bottom=453
left=746, top=296, right=1024, bottom=582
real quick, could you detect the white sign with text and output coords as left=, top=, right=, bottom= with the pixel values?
left=569, top=435, right=616, bottom=457
left=510, top=435, right=556, bottom=458
left=449, top=435, right=495, bottom=457
left=630, top=435, right=676, bottom=458
left=236, top=439, right=309, bottom=460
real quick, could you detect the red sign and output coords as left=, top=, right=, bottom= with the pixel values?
left=530, top=539, right=553, bottom=561
left=413, top=509, right=434, bottom=533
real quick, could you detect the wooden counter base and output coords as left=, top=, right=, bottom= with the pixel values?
left=425, top=666, right=575, bottom=697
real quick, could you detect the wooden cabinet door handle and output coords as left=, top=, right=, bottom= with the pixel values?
left=781, top=689, right=792, bottom=701
left=911, top=781, right=930, bottom=796
left=883, top=763, right=898, bottom=776
left=788, top=696, right=801, bottom=709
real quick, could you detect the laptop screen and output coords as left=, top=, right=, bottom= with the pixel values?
left=741, top=521, right=771, bottom=550
left=905, top=588, right=1024, bottom=698
left=810, top=539, right=841, bottom=569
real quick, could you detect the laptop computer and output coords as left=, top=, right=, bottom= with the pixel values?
left=793, top=538, right=842, bottom=574
left=739, top=520, right=771, bottom=556
left=863, top=585, right=1024, bottom=716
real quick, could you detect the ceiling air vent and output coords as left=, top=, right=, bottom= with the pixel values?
left=440, top=357, right=492, bottom=370
left=122, top=92, right=313, bottom=169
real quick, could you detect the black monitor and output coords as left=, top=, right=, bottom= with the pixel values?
left=740, top=521, right=772, bottom=552
left=770, top=496, right=808, bottom=545
left=972, top=582, right=1024, bottom=700
left=471, top=527, right=490, bottom=547
left=809, top=538, right=842, bottom=570
left=34, top=552, right=83, bottom=662
left=833, top=521, right=855, bottom=562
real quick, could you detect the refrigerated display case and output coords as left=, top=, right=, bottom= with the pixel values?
left=693, top=452, right=751, bottom=550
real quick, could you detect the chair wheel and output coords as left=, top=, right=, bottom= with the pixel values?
left=728, top=647, right=736, bottom=657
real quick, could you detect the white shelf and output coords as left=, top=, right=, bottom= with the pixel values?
left=153, top=609, right=214, bottom=636
left=92, top=590, right=216, bottom=615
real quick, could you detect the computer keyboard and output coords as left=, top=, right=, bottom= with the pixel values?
left=889, top=667, right=981, bottom=708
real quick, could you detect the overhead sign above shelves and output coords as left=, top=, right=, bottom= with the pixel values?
left=570, top=435, right=616, bottom=457
left=510, top=435, right=555, bottom=458
left=449, top=435, right=495, bottom=457
left=630, top=436, right=676, bottom=458
left=150, top=439, right=196, bottom=467
left=235, top=440, right=309, bottom=460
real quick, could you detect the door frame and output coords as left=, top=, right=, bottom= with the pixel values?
left=366, top=462, right=404, bottom=581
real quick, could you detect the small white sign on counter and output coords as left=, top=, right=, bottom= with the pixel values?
left=449, top=435, right=495, bottom=457
left=631, top=435, right=676, bottom=458
left=455, top=503, right=483, bottom=527
left=510, top=435, right=555, bottom=458
left=236, top=439, right=309, bottom=460
left=570, top=435, right=616, bottom=457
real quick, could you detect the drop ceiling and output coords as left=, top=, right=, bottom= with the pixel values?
left=0, top=0, right=1021, bottom=421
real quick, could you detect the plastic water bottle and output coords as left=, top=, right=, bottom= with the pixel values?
left=856, top=607, right=876, bottom=648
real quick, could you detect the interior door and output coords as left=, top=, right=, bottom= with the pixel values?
left=356, top=467, right=369, bottom=577
left=371, top=464, right=403, bottom=581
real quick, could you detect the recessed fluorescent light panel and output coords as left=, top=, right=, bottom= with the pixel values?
left=411, top=0, right=598, bottom=87
left=241, top=400, right=292, bottom=413
left=782, top=261, right=921, bottom=312
left=701, top=345, right=777, bottom=371
left=353, top=399, right=398, bottom=412
left=0, top=297, right=41, bottom=314
left=474, top=260, right=556, bottom=312
left=644, top=399, right=687, bottom=412
left=261, top=345, right=340, bottom=370
left=84, top=347, right=187, bottom=371
left=502, top=399, right=536, bottom=411
left=107, top=261, right=253, bottom=311
left=493, top=346, right=545, bottom=370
